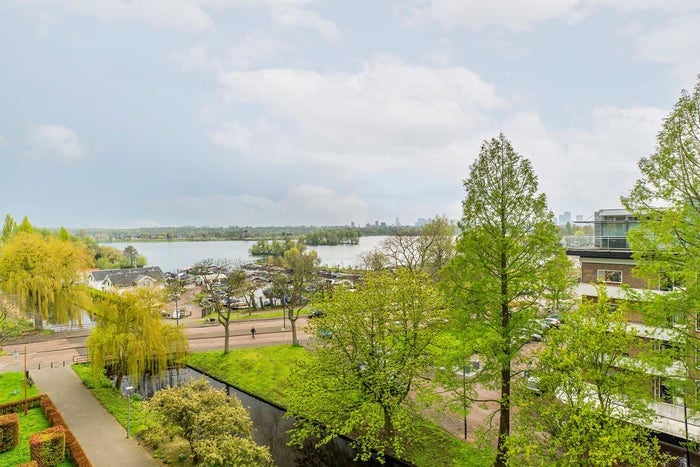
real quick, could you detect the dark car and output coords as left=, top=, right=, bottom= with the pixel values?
left=308, top=310, right=324, bottom=319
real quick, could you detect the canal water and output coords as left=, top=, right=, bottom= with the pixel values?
left=122, top=366, right=409, bottom=467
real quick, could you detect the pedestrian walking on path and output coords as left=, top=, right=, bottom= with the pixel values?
left=31, top=367, right=157, bottom=467
left=251, top=327, right=256, bottom=339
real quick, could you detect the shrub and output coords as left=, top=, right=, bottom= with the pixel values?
left=29, top=426, right=65, bottom=467
left=0, top=412, right=20, bottom=452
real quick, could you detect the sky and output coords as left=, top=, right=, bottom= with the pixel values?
left=1, top=1, right=698, bottom=229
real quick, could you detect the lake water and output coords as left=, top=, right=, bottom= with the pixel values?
left=103, top=236, right=389, bottom=273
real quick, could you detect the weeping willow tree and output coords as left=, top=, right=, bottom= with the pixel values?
left=0, top=224, right=93, bottom=330
left=87, top=287, right=189, bottom=390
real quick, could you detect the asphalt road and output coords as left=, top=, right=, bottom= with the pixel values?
left=0, top=315, right=311, bottom=373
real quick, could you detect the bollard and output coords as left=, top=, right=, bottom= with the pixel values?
left=38, top=363, right=41, bottom=369
left=51, top=362, right=53, bottom=368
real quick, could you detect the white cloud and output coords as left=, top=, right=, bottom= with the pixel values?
left=405, top=0, right=582, bottom=31
left=227, top=31, right=292, bottom=68
left=552, top=105, right=665, bottom=215
left=170, top=33, right=292, bottom=72
left=216, top=59, right=506, bottom=175
left=209, top=118, right=289, bottom=163
left=0, top=134, right=9, bottom=147
left=169, top=43, right=214, bottom=71
left=269, top=3, right=340, bottom=41
left=60, top=0, right=214, bottom=33
left=630, top=14, right=700, bottom=78
left=153, top=184, right=368, bottom=226
left=25, top=124, right=87, bottom=165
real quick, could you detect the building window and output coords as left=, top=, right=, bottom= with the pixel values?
left=655, top=377, right=683, bottom=404
left=660, top=271, right=685, bottom=292
left=597, top=269, right=622, bottom=283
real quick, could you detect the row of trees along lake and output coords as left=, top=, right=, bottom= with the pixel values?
left=70, top=224, right=420, bottom=244
left=2, top=78, right=700, bottom=466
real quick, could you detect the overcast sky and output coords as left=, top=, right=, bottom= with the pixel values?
left=1, top=1, right=697, bottom=229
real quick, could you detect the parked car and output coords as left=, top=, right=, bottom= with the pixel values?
left=544, top=317, right=560, bottom=328
left=308, top=309, right=324, bottom=319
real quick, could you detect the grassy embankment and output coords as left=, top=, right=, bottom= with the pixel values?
left=71, top=346, right=492, bottom=466
left=0, top=373, right=73, bottom=466
left=187, top=346, right=492, bottom=467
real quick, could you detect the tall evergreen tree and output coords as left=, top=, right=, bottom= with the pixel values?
left=442, top=133, right=570, bottom=466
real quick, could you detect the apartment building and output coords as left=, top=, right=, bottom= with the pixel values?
left=565, top=208, right=699, bottom=446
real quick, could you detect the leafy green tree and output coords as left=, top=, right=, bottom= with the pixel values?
left=0, top=228, right=92, bottom=330
left=418, top=215, right=456, bottom=279
left=507, top=284, right=667, bottom=466
left=123, top=245, right=139, bottom=267
left=432, top=333, right=479, bottom=441
left=271, top=248, right=320, bottom=345
left=441, top=134, right=570, bottom=466
left=120, top=245, right=146, bottom=268
left=87, top=287, right=188, bottom=389
left=0, top=297, right=27, bottom=351
left=358, top=248, right=389, bottom=271
left=541, top=254, right=576, bottom=311
left=287, top=269, right=449, bottom=461
left=379, top=216, right=455, bottom=280
left=190, top=259, right=251, bottom=353
left=94, top=245, right=125, bottom=269
left=622, top=77, right=700, bottom=419
left=147, top=378, right=273, bottom=466
left=1, top=214, right=17, bottom=243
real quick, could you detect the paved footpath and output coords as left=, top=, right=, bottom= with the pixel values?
left=31, top=367, right=158, bottom=467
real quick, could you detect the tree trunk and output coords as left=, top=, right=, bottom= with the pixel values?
left=223, top=319, right=230, bottom=354
left=290, top=311, right=298, bottom=345
left=496, top=366, right=511, bottom=467
left=34, top=305, right=43, bottom=331
left=383, top=407, right=393, bottom=436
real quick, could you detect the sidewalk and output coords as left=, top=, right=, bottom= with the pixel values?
left=31, top=367, right=158, bottom=467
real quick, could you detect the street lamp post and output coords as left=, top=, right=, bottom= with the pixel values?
left=175, top=292, right=180, bottom=326
left=125, top=386, right=134, bottom=438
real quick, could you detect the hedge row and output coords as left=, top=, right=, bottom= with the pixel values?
left=29, top=425, right=65, bottom=467
left=0, top=395, right=93, bottom=467
left=0, top=412, right=20, bottom=452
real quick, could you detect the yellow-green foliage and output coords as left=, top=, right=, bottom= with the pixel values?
left=29, top=426, right=65, bottom=467
left=147, top=378, right=273, bottom=466
left=0, top=412, right=19, bottom=452
left=0, top=230, right=92, bottom=327
left=87, top=287, right=188, bottom=387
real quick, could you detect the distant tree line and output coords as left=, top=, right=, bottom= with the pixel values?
left=301, top=228, right=359, bottom=245
left=69, top=224, right=422, bottom=242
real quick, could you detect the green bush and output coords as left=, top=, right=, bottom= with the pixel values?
left=29, top=426, right=65, bottom=467
left=0, top=412, right=19, bottom=452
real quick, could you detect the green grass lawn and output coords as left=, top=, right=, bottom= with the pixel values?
left=187, top=346, right=492, bottom=466
left=0, top=372, right=40, bottom=403
left=71, top=364, right=148, bottom=435
left=67, top=347, right=492, bottom=467
left=199, top=308, right=286, bottom=322
left=0, top=373, right=73, bottom=466
left=187, top=345, right=309, bottom=406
